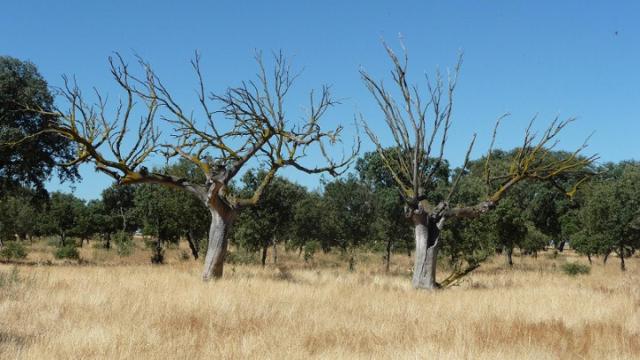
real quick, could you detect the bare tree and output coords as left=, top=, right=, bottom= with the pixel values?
left=361, top=42, right=596, bottom=290
left=28, top=51, right=358, bottom=280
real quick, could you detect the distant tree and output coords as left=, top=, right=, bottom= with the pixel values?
left=74, top=199, right=103, bottom=246
left=233, top=170, right=306, bottom=266
left=489, top=198, right=528, bottom=267
left=577, top=163, right=640, bottom=271
left=41, top=192, right=84, bottom=246
left=0, top=56, right=77, bottom=195
left=290, top=192, right=326, bottom=261
left=321, top=176, right=374, bottom=269
left=0, top=191, right=38, bottom=243
left=360, top=42, right=595, bottom=289
left=101, top=184, right=137, bottom=233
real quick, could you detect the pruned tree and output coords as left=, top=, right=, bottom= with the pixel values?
left=28, top=51, right=357, bottom=280
left=360, top=42, right=596, bottom=290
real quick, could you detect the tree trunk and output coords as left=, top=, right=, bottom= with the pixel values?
left=603, top=251, right=610, bottom=264
left=202, top=207, right=234, bottom=281
left=261, top=244, right=268, bottom=267
left=412, top=215, right=440, bottom=290
left=505, top=247, right=514, bottom=267
left=185, top=230, right=199, bottom=260
left=556, top=240, right=566, bottom=252
left=384, top=238, right=392, bottom=273
left=587, top=254, right=592, bottom=264
left=272, top=236, right=278, bottom=265
left=619, top=247, right=626, bottom=271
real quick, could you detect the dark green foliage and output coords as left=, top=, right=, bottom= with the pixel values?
left=54, top=244, right=80, bottom=260
left=574, top=162, right=640, bottom=270
left=0, top=56, right=78, bottom=194
left=321, top=176, right=374, bottom=252
left=0, top=241, right=27, bottom=259
left=561, top=262, right=591, bottom=276
left=233, top=170, right=306, bottom=265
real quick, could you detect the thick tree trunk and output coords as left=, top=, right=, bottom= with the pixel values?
left=556, top=240, right=566, bottom=252
left=505, top=247, right=514, bottom=267
left=185, top=230, right=199, bottom=260
left=202, top=207, right=233, bottom=281
left=619, top=247, right=626, bottom=271
left=412, top=215, right=440, bottom=290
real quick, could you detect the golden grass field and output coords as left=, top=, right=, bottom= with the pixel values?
left=0, top=240, right=638, bottom=359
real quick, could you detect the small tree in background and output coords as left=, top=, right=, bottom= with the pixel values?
left=233, top=170, right=306, bottom=266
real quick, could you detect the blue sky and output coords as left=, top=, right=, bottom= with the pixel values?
left=2, top=0, right=638, bottom=200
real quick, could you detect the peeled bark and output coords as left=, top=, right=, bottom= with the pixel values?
left=202, top=208, right=233, bottom=281
left=412, top=215, right=440, bottom=290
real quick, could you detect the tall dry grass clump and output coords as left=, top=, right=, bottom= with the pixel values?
left=0, top=248, right=638, bottom=359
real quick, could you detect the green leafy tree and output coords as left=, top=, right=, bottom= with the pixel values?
left=577, top=162, right=640, bottom=271
left=233, top=170, right=306, bottom=266
left=321, top=176, right=374, bottom=269
left=0, top=56, right=77, bottom=194
left=41, top=192, right=85, bottom=246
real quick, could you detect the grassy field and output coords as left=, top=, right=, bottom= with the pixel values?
left=0, top=240, right=638, bottom=359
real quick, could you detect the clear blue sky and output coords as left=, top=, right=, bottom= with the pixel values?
left=2, top=0, right=638, bottom=200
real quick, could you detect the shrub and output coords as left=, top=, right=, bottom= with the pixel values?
left=303, top=240, right=320, bottom=263
left=561, top=262, right=591, bottom=276
left=0, top=241, right=27, bottom=260
left=54, top=244, right=80, bottom=260
left=226, top=250, right=257, bottom=265
left=114, top=231, right=134, bottom=257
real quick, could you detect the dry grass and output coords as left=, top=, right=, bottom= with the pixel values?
left=0, top=242, right=638, bottom=359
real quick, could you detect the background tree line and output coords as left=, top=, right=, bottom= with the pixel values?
left=2, top=153, right=638, bottom=273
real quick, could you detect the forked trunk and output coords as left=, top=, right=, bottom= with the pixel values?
left=202, top=207, right=234, bottom=281
left=412, top=215, right=440, bottom=290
